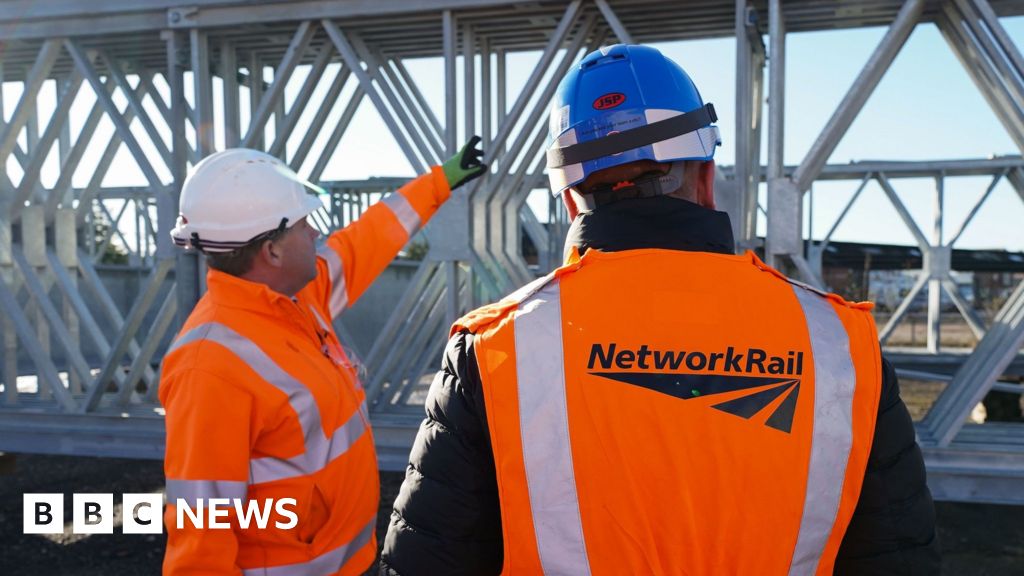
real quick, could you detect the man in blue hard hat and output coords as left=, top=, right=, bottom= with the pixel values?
left=379, top=45, right=939, bottom=575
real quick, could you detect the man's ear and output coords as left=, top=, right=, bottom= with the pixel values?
left=561, top=189, right=580, bottom=220
left=697, top=160, right=716, bottom=209
left=258, top=239, right=284, bottom=268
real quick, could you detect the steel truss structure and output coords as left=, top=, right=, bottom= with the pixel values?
left=0, top=0, right=1023, bottom=501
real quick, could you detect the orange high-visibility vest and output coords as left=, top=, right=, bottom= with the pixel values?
left=454, top=248, right=882, bottom=576
left=160, top=168, right=450, bottom=576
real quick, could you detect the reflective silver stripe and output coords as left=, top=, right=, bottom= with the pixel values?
left=241, top=516, right=375, bottom=576
left=308, top=304, right=332, bottom=333
left=169, top=322, right=368, bottom=485
left=381, top=192, right=420, bottom=236
left=513, top=280, right=591, bottom=574
left=788, top=286, right=857, bottom=576
left=316, top=243, right=349, bottom=317
left=504, top=269, right=558, bottom=304
left=250, top=402, right=368, bottom=484
left=165, top=479, right=247, bottom=508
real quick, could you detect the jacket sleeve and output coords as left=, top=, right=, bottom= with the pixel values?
left=161, top=368, right=254, bottom=576
left=314, top=167, right=451, bottom=318
left=834, top=356, right=941, bottom=574
left=379, top=330, right=503, bottom=576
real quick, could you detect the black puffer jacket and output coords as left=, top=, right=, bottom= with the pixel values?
left=381, top=197, right=940, bottom=575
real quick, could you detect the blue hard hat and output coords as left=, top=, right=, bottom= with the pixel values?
left=546, top=44, right=721, bottom=196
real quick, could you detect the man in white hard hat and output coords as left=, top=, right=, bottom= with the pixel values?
left=159, top=138, right=485, bottom=575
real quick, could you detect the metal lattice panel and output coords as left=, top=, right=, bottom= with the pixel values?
left=0, top=0, right=1021, bottom=501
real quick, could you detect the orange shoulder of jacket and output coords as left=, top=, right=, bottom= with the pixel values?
left=450, top=300, right=519, bottom=337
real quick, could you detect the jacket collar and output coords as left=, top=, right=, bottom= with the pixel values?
left=564, top=195, right=736, bottom=260
left=205, top=267, right=299, bottom=316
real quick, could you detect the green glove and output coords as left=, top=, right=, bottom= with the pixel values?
left=442, top=136, right=487, bottom=190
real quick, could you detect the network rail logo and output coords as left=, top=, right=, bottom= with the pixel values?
left=587, top=343, right=805, bottom=433
left=23, top=493, right=298, bottom=534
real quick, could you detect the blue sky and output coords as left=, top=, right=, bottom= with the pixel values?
left=4, top=17, right=1023, bottom=252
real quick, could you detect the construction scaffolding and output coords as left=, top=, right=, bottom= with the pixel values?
left=0, top=0, right=1022, bottom=502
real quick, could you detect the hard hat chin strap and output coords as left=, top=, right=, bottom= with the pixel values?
left=572, top=162, right=687, bottom=212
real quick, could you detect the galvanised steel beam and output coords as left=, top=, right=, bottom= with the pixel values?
left=241, top=21, right=316, bottom=149
left=952, top=0, right=1024, bottom=122
left=595, top=0, right=634, bottom=44
left=66, top=40, right=163, bottom=188
left=45, top=75, right=119, bottom=220
left=46, top=250, right=133, bottom=393
left=733, top=0, right=765, bottom=250
left=82, top=258, right=173, bottom=413
left=791, top=0, right=924, bottom=192
left=482, top=5, right=588, bottom=291
left=947, top=171, right=1006, bottom=246
left=392, top=58, right=445, bottom=151
left=268, top=41, right=333, bottom=158
left=11, top=66, right=86, bottom=219
left=12, top=249, right=93, bottom=388
left=101, top=52, right=173, bottom=170
left=307, top=85, right=365, bottom=183
left=191, top=28, right=216, bottom=156
left=350, top=34, right=442, bottom=166
left=117, top=290, right=177, bottom=406
left=0, top=40, right=62, bottom=174
left=773, top=156, right=1024, bottom=180
left=289, top=65, right=350, bottom=171
left=324, top=20, right=426, bottom=174
left=0, top=271, right=76, bottom=411
left=924, top=279, right=1024, bottom=446
left=377, top=53, right=445, bottom=161
left=220, top=39, right=241, bottom=148
left=938, top=9, right=1024, bottom=151
left=362, top=260, right=441, bottom=407
left=133, top=68, right=200, bottom=165
left=876, top=173, right=931, bottom=250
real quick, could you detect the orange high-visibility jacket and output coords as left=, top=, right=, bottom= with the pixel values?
left=160, top=167, right=450, bottom=576
left=454, top=248, right=882, bottom=575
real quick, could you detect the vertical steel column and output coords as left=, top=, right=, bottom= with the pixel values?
left=767, top=0, right=784, bottom=174
left=497, top=48, right=506, bottom=153
left=190, top=29, right=216, bottom=157
left=221, top=40, right=241, bottom=148
left=733, top=1, right=763, bottom=250
left=443, top=9, right=460, bottom=328
left=463, top=24, right=475, bottom=141
left=480, top=38, right=491, bottom=151
left=928, top=176, right=944, bottom=353
left=55, top=208, right=81, bottom=394
left=0, top=173, right=14, bottom=403
left=248, top=53, right=265, bottom=150
left=766, top=0, right=801, bottom=268
left=57, top=77, right=72, bottom=164
left=22, top=206, right=51, bottom=402
left=166, top=29, right=200, bottom=323
left=443, top=11, right=458, bottom=155
left=190, top=29, right=214, bottom=295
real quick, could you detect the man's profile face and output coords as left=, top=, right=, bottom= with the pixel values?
left=272, top=216, right=320, bottom=293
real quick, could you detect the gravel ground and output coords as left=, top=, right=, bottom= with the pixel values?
left=1, top=454, right=1022, bottom=575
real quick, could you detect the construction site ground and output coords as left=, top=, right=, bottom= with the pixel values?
left=0, top=454, right=1021, bottom=575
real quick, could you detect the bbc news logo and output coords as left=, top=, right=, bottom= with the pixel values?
left=24, top=493, right=298, bottom=534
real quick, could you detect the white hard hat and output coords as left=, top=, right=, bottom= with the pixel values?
left=170, top=148, right=325, bottom=252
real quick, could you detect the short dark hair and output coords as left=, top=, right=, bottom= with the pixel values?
left=204, top=242, right=264, bottom=276
left=204, top=225, right=287, bottom=276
